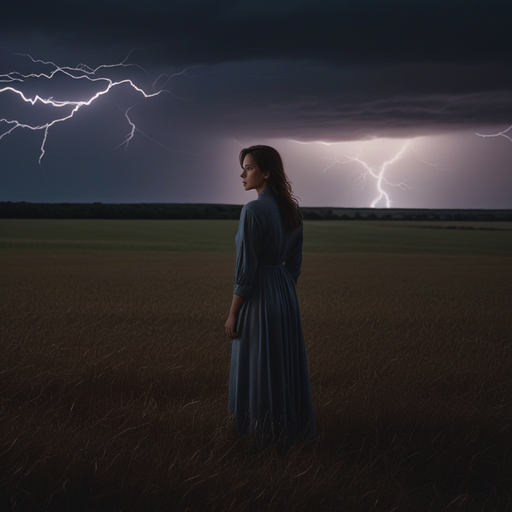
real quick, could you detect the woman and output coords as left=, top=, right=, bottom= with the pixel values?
left=225, top=145, right=316, bottom=448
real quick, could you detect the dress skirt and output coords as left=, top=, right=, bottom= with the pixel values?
left=228, top=264, right=316, bottom=447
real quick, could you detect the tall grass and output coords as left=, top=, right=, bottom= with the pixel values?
left=0, top=221, right=511, bottom=510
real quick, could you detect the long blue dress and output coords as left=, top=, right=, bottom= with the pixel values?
left=228, top=189, right=316, bottom=447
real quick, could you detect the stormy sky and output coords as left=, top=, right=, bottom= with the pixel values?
left=1, top=0, right=511, bottom=208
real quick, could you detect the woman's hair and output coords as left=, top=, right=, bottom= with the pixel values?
left=239, top=145, right=303, bottom=230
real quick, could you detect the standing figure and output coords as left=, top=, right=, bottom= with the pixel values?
left=225, top=145, right=316, bottom=448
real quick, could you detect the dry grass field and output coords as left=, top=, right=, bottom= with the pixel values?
left=1, top=219, right=511, bottom=511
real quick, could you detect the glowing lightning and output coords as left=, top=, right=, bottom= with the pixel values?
left=475, top=125, right=512, bottom=143
left=0, top=50, right=188, bottom=165
left=322, top=141, right=411, bottom=208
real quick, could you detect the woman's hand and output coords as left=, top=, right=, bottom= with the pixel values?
left=225, top=313, right=239, bottom=339
left=225, top=294, right=245, bottom=339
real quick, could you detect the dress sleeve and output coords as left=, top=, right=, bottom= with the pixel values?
left=285, top=225, right=303, bottom=284
left=233, top=207, right=263, bottom=298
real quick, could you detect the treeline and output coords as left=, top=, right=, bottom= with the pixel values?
left=300, top=207, right=512, bottom=221
left=0, top=202, right=243, bottom=220
left=1, top=202, right=512, bottom=221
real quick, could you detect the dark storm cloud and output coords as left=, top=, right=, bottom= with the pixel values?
left=157, top=59, right=512, bottom=141
left=2, top=0, right=511, bottom=67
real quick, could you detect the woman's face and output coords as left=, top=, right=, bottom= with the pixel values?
left=240, top=154, right=268, bottom=194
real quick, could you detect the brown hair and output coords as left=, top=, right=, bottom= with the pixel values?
left=239, top=145, right=303, bottom=230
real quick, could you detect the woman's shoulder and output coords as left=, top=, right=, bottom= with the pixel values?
left=243, top=190, right=280, bottom=217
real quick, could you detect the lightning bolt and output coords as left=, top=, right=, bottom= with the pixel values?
left=0, top=49, right=191, bottom=165
left=322, top=141, right=411, bottom=208
left=475, top=125, right=512, bottom=143
left=299, top=138, right=451, bottom=208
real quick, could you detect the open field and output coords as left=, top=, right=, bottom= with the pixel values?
left=1, top=219, right=512, bottom=254
left=1, top=220, right=511, bottom=511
